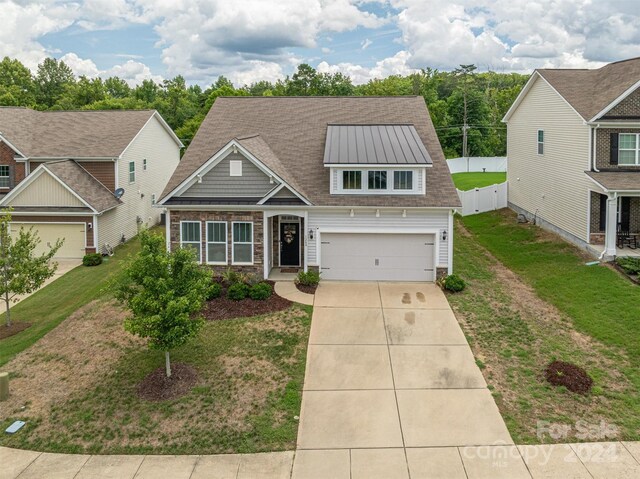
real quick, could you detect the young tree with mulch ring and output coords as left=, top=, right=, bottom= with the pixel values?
left=0, top=210, right=62, bottom=328
left=113, top=230, right=210, bottom=378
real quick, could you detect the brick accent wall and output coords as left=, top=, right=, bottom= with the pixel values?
left=607, top=88, right=640, bottom=117
left=589, top=191, right=604, bottom=234
left=170, top=210, right=264, bottom=277
left=0, top=141, right=26, bottom=191
left=10, top=215, right=94, bottom=251
left=595, top=128, right=640, bottom=170
left=588, top=193, right=640, bottom=244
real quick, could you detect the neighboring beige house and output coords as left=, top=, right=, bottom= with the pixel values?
left=0, top=108, right=182, bottom=258
left=159, top=96, right=460, bottom=282
left=504, top=57, right=640, bottom=259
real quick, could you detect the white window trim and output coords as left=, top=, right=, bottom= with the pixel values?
left=128, top=161, right=136, bottom=183
left=206, top=221, right=228, bottom=265
left=0, top=165, right=10, bottom=189
left=229, top=159, right=243, bottom=177
left=618, top=133, right=640, bottom=166
left=180, top=220, right=201, bottom=263
left=393, top=170, right=414, bottom=191
left=151, top=193, right=156, bottom=205
left=232, top=221, right=253, bottom=265
left=334, top=167, right=422, bottom=195
left=537, top=129, right=544, bottom=156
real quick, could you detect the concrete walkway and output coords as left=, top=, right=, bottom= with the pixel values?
left=274, top=282, right=314, bottom=306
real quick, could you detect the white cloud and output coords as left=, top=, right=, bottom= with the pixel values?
left=361, top=38, right=373, bottom=50
left=60, top=52, right=100, bottom=77
left=103, top=60, right=164, bottom=86
left=318, top=50, right=417, bottom=84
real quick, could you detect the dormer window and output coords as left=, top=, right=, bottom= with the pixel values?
left=342, top=170, right=362, bottom=190
left=394, top=170, right=413, bottom=190
left=368, top=171, right=387, bottom=190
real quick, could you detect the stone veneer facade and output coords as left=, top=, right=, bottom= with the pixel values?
left=169, top=210, right=264, bottom=277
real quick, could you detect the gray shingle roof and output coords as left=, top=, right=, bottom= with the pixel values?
left=585, top=171, right=640, bottom=192
left=162, top=97, right=459, bottom=208
left=0, top=107, right=157, bottom=158
left=44, top=160, right=121, bottom=212
left=537, top=57, right=640, bottom=120
left=323, top=125, right=432, bottom=165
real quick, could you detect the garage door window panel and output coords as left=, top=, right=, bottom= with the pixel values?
left=181, top=221, right=201, bottom=262
left=232, top=222, right=253, bottom=264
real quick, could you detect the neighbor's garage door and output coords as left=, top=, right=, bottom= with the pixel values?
left=11, top=223, right=86, bottom=259
left=320, top=233, right=435, bottom=281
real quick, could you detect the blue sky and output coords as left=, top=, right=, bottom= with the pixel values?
left=2, top=1, right=640, bottom=87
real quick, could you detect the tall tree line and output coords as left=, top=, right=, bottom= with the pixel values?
left=0, top=56, right=528, bottom=157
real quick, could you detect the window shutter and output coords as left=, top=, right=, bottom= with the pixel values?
left=8, top=164, right=15, bottom=188
left=610, top=133, right=619, bottom=165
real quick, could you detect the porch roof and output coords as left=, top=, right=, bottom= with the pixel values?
left=585, top=171, right=640, bottom=192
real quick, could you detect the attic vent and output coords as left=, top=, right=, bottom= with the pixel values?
left=229, top=160, right=242, bottom=177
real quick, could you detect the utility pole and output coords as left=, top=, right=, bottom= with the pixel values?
left=455, top=64, right=476, bottom=166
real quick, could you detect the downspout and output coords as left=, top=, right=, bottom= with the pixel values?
left=592, top=123, right=601, bottom=172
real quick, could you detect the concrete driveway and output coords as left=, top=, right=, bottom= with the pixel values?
left=294, top=281, right=514, bottom=478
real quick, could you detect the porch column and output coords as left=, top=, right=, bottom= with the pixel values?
left=303, top=210, right=309, bottom=273
left=604, top=194, right=618, bottom=257
left=263, top=212, right=269, bottom=279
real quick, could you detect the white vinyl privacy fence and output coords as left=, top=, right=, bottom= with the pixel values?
left=447, top=156, right=507, bottom=173
left=457, top=182, right=508, bottom=216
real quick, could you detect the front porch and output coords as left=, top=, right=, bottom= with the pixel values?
left=589, top=191, right=640, bottom=258
left=263, top=212, right=308, bottom=280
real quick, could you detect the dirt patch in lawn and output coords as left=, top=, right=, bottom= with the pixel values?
left=296, top=283, right=317, bottom=295
left=203, top=281, right=292, bottom=321
left=0, top=322, right=31, bottom=340
left=449, top=220, right=635, bottom=443
left=137, top=363, right=198, bottom=401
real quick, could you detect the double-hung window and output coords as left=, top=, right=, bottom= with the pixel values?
left=129, top=161, right=136, bottom=183
left=368, top=170, right=387, bottom=190
left=0, top=165, right=9, bottom=188
left=206, top=221, right=227, bottom=264
left=180, top=221, right=201, bottom=262
left=537, top=130, right=544, bottom=155
left=619, top=133, right=640, bottom=165
left=342, top=170, right=362, bottom=190
left=393, top=170, right=413, bottom=190
left=232, top=222, right=253, bottom=264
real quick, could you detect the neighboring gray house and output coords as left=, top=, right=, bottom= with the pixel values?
left=504, top=57, right=640, bottom=259
left=0, top=108, right=182, bottom=258
left=159, top=96, right=460, bottom=282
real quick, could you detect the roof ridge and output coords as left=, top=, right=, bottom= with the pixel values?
left=217, top=95, right=422, bottom=99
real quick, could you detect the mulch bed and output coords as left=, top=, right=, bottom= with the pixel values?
left=296, top=283, right=317, bottom=295
left=545, top=360, right=593, bottom=394
left=202, top=280, right=292, bottom=321
left=137, top=363, right=198, bottom=401
left=0, top=322, right=32, bottom=340
left=611, top=263, right=640, bottom=285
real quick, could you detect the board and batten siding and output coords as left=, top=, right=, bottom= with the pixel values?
left=180, top=153, right=277, bottom=198
left=97, top=116, right=180, bottom=251
left=307, top=208, right=450, bottom=267
left=10, top=171, right=84, bottom=207
left=507, top=75, right=592, bottom=243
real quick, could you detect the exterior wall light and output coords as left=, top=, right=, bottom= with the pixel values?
left=441, top=230, right=447, bottom=241
left=308, top=229, right=314, bottom=240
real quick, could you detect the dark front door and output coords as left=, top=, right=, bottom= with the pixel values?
left=280, top=222, right=300, bottom=266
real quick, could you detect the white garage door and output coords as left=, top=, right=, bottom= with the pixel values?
left=320, top=233, right=435, bottom=281
left=11, top=223, right=86, bottom=259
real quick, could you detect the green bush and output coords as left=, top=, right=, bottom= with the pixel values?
left=221, top=267, right=243, bottom=284
left=227, top=282, right=249, bottom=301
left=443, top=274, right=466, bottom=292
left=296, top=270, right=320, bottom=286
left=616, top=257, right=640, bottom=275
left=249, top=282, right=272, bottom=300
left=207, top=281, right=222, bottom=300
left=82, top=253, right=103, bottom=266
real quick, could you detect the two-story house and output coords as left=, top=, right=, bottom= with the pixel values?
left=0, top=107, right=182, bottom=258
left=504, top=57, right=640, bottom=259
left=159, top=96, right=460, bottom=282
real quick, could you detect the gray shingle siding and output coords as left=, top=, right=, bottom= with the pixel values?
left=180, top=153, right=277, bottom=198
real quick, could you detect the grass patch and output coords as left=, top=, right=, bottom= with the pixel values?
left=0, top=230, right=158, bottom=368
left=448, top=211, right=640, bottom=443
left=451, top=172, right=506, bottom=191
left=0, top=301, right=312, bottom=454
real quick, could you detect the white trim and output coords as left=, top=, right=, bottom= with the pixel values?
left=165, top=205, right=456, bottom=212
left=303, top=210, right=309, bottom=273
left=114, top=159, right=119, bottom=190
left=263, top=212, right=269, bottom=279
left=165, top=210, right=171, bottom=251
left=2, top=211, right=94, bottom=217
left=93, top=214, right=98, bottom=252
left=277, top=216, right=302, bottom=268
left=618, top=133, right=640, bottom=165
left=128, top=160, right=136, bottom=183
left=158, top=139, right=311, bottom=206
left=0, top=165, right=98, bottom=213
left=120, top=112, right=183, bottom=159
left=229, top=159, right=243, bottom=177
left=205, top=220, right=228, bottom=265
left=323, top=163, right=431, bottom=168
left=0, top=133, right=26, bottom=158
left=179, top=220, right=202, bottom=263
left=231, top=221, right=254, bottom=265
left=447, top=210, right=453, bottom=274
left=332, top=167, right=424, bottom=195
left=587, top=121, right=640, bottom=128
left=10, top=221, right=87, bottom=250
left=590, top=79, right=640, bottom=122
left=258, top=183, right=302, bottom=205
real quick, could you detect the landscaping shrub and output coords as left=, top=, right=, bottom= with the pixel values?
left=615, top=257, right=640, bottom=276
left=442, top=274, right=466, bottom=292
left=545, top=360, right=593, bottom=394
left=296, top=270, right=320, bottom=286
left=227, top=282, right=249, bottom=301
left=82, top=253, right=103, bottom=266
left=207, top=281, right=222, bottom=300
left=221, top=268, right=243, bottom=284
left=249, top=282, right=273, bottom=300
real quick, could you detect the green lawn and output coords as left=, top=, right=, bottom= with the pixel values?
left=0, top=232, right=149, bottom=367
left=451, top=172, right=506, bottom=190
left=447, top=210, right=640, bottom=443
